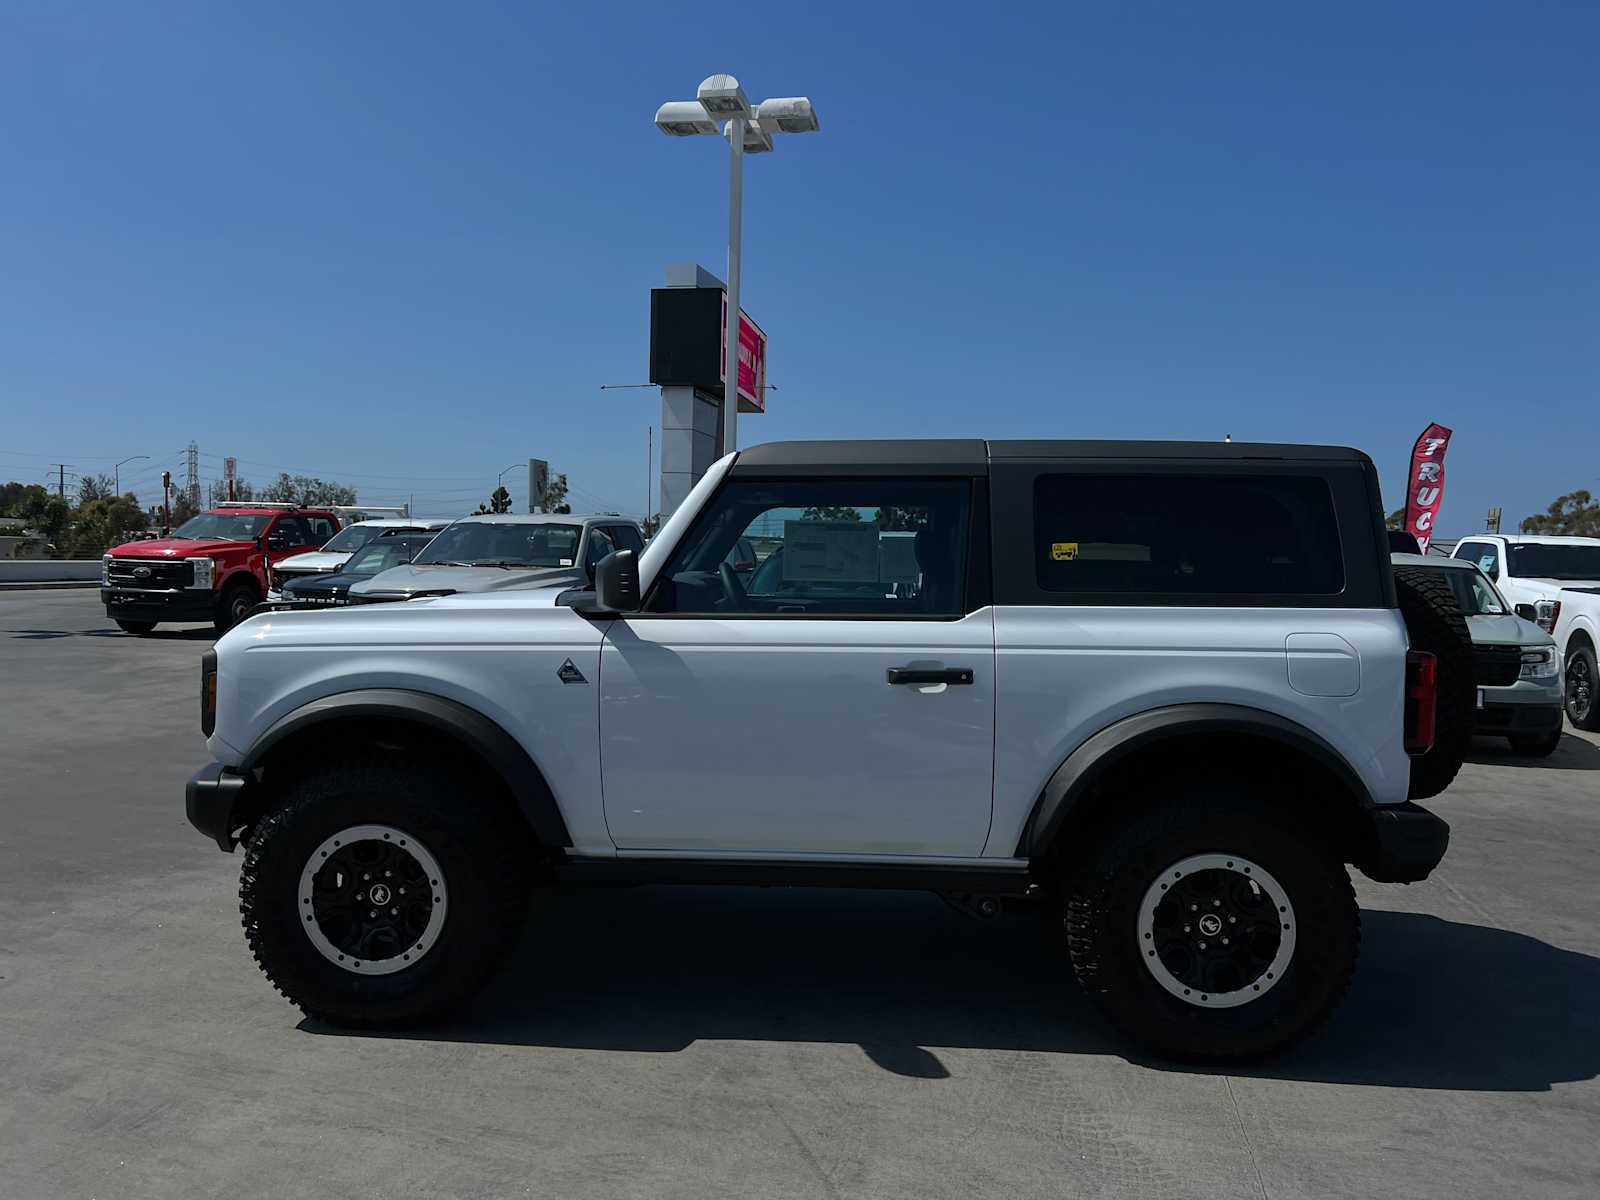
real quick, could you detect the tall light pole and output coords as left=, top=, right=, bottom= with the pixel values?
left=655, top=76, right=819, bottom=455
left=115, top=455, right=148, bottom=496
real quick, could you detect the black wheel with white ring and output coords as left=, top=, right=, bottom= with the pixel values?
left=1064, top=786, right=1359, bottom=1062
left=239, top=760, right=534, bottom=1027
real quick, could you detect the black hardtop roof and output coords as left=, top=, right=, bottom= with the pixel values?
left=731, top=439, right=1372, bottom=476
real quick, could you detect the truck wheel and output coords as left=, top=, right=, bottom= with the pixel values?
left=238, top=761, right=534, bottom=1027
left=1565, top=645, right=1600, bottom=731
left=1064, top=787, right=1359, bottom=1062
left=1392, top=565, right=1474, bottom=800
left=215, top=581, right=258, bottom=633
left=1508, top=730, right=1562, bottom=757
left=115, top=619, right=157, bottom=635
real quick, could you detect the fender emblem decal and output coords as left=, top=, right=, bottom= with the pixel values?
left=557, top=658, right=587, bottom=684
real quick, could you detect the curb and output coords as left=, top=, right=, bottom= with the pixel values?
left=0, top=581, right=101, bottom=591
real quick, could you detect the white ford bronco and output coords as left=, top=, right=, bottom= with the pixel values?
left=188, top=440, right=1461, bottom=1060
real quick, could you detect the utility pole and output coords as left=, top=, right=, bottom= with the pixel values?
left=185, top=442, right=200, bottom=510
left=58, top=464, right=65, bottom=497
left=646, top=426, right=653, bottom=529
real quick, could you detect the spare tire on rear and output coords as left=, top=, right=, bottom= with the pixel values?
left=1393, top=565, right=1474, bottom=800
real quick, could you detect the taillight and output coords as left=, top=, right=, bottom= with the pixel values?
left=1404, top=650, right=1437, bottom=756
left=200, top=649, right=218, bottom=737
left=1535, top=599, right=1561, bottom=635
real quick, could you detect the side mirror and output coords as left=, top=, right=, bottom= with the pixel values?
left=1515, top=603, right=1537, bottom=621
left=593, top=549, right=640, bottom=613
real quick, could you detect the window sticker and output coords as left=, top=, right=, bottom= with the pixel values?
left=1051, top=542, right=1079, bottom=562
left=560, top=558, right=573, bottom=567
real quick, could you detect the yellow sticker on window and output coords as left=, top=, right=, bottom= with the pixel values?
left=1051, top=542, right=1079, bottom=561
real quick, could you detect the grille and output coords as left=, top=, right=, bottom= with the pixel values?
left=108, top=558, right=193, bottom=589
left=1472, top=644, right=1520, bottom=687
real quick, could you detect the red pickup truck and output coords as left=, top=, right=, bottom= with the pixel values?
left=101, top=504, right=342, bottom=634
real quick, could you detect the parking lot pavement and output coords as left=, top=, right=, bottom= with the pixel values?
left=2, top=590, right=1598, bottom=1200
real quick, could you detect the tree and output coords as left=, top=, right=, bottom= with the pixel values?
left=875, top=505, right=929, bottom=531
left=1386, top=506, right=1406, bottom=531
left=170, top=490, right=200, bottom=526
left=77, top=473, right=116, bottom=504
left=261, top=472, right=357, bottom=506
left=1521, top=490, right=1600, bottom=538
left=801, top=505, right=862, bottom=522
left=208, top=478, right=256, bottom=507
left=538, top=473, right=571, bottom=514
left=0, top=481, right=50, bottom=517
left=476, top=485, right=513, bottom=515
left=63, top=494, right=147, bottom=557
left=17, top=490, right=72, bottom=548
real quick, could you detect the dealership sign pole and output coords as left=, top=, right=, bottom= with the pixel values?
left=1403, top=422, right=1453, bottom=553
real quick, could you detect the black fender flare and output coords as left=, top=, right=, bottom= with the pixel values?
left=1017, top=703, right=1374, bottom=858
left=240, top=688, right=572, bottom=847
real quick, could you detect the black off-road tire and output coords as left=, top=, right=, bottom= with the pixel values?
left=1064, top=787, right=1359, bottom=1062
left=1565, top=645, right=1600, bottom=731
left=1508, top=730, right=1562, bottom=757
left=214, top=580, right=259, bottom=633
left=115, top=619, right=157, bottom=635
left=239, top=761, right=534, bottom=1027
left=1393, top=565, right=1474, bottom=800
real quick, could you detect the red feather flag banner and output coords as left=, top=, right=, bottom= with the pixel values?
left=1404, top=422, right=1454, bottom=553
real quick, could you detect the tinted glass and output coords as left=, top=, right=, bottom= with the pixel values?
left=1457, top=541, right=1499, bottom=578
left=1034, top=474, right=1344, bottom=596
left=1507, top=543, right=1600, bottom=581
left=345, top=534, right=434, bottom=576
left=1430, top=565, right=1505, bottom=615
left=268, top=517, right=312, bottom=548
left=609, top=525, right=644, bottom=555
left=414, top=522, right=582, bottom=567
left=306, top=517, right=338, bottom=545
left=320, top=524, right=383, bottom=553
left=650, top=478, right=970, bottom=617
left=585, top=527, right=615, bottom=566
left=172, top=513, right=269, bottom=541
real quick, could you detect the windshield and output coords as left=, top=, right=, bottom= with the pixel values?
left=320, top=524, right=384, bottom=554
left=344, top=535, right=434, bottom=576
left=413, top=522, right=582, bottom=568
left=1508, top=544, right=1600, bottom=581
left=171, top=513, right=269, bottom=542
left=1431, top=565, right=1505, bottom=615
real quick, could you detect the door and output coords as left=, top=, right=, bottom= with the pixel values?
left=599, top=475, right=995, bottom=856
left=265, top=516, right=319, bottom=564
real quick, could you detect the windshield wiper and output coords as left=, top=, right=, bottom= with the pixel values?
left=467, top=560, right=527, bottom=569
left=422, top=560, right=473, bottom=567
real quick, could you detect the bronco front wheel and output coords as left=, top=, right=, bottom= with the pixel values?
left=238, top=761, right=533, bottom=1026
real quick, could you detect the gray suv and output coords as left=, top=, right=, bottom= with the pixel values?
left=348, top=514, right=646, bottom=602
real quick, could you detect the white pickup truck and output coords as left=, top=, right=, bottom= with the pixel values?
left=186, top=438, right=1464, bottom=1061
left=1451, top=533, right=1600, bottom=729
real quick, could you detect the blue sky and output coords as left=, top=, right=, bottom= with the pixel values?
left=3, top=1, right=1595, bottom=529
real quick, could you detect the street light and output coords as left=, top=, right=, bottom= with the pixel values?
left=114, top=455, right=148, bottom=495
left=655, top=75, right=819, bottom=454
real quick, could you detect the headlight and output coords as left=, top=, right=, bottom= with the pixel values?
left=188, top=556, right=215, bottom=590
left=1520, top=647, right=1559, bottom=681
left=101, top=554, right=111, bottom=585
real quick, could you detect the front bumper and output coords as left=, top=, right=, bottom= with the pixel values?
left=1473, top=678, right=1565, bottom=737
left=186, top=762, right=251, bottom=852
left=1357, top=801, right=1450, bottom=884
left=103, top=586, right=215, bottom=622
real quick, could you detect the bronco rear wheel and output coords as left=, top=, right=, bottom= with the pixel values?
left=239, top=761, right=534, bottom=1026
left=1064, top=786, right=1358, bottom=1062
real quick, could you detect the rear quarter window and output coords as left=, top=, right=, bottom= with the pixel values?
left=1033, top=473, right=1345, bottom=598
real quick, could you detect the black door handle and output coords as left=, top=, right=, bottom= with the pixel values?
left=886, top=667, right=974, bottom=686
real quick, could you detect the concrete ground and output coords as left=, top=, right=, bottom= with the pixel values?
left=2, top=589, right=1597, bottom=1200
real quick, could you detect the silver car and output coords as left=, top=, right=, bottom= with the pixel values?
left=348, top=514, right=646, bottom=603
left=1392, top=552, right=1565, bottom=756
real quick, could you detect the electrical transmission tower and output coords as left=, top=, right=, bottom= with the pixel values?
left=185, top=442, right=200, bottom=507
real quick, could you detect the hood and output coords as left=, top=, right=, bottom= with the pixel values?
left=108, top=536, right=253, bottom=559
left=1466, top=612, right=1554, bottom=648
left=274, top=550, right=352, bottom=574
left=347, top=561, right=585, bottom=597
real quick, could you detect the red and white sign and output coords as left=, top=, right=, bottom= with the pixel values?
left=720, top=293, right=767, bottom=413
left=1404, top=422, right=1453, bottom=553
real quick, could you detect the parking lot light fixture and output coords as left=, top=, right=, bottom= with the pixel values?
left=115, top=455, right=149, bottom=494
left=653, top=75, right=820, bottom=455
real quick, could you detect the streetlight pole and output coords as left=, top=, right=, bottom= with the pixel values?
left=115, top=455, right=149, bottom=496
left=496, top=463, right=519, bottom=512
left=655, top=78, right=819, bottom=457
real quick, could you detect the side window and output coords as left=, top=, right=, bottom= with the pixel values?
left=267, top=517, right=312, bottom=549
left=1478, top=544, right=1500, bottom=578
left=306, top=517, right=337, bottom=545
left=608, top=525, right=644, bottom=555
left=585, top=527, right=615, bottom=568
left=1033, top=473, right=1344, bottom=598
left=647, top=478, right=972, bottom=618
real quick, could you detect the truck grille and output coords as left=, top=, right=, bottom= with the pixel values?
left=107, top=558, right=194, bottom=589
left=1472, top=644, right=1520, bottom=687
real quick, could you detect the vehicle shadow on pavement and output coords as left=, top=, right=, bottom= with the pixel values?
left=1466, top=732, right=1600, bottom=771
left=301, top=889, right=1600, bottom=1090
left=1, top=626, right=215, bottom=641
